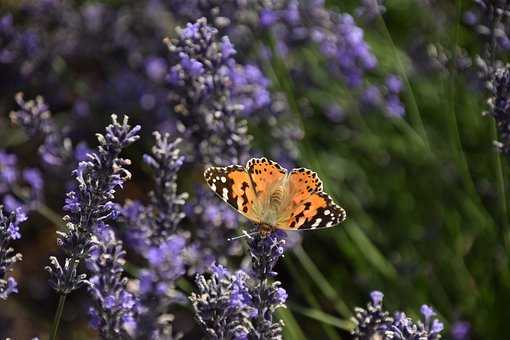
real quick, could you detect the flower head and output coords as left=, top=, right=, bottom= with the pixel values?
left=10, top=93, right=74, bottom=167
left=190, top=264, right=256, bottom=339
left=352, top=291, right=444, bottom=340
left=46, top=115, right=140, bottom=295
left=165, top=17, right=252, bottom=165
left=86, top=227, right=138, bottom=338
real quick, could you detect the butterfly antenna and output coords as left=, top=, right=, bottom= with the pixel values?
left=227, top=230, right=258, bottom=242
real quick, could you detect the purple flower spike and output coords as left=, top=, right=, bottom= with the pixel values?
left=86, top=227, right=138, bottom=338
left=10, top=93, right=74, bottom=167
left=164, top=17, right=252, bottom=165
left=46, top=115, right=140, bottom=295
left=352, top=291, right=444, bottom=339
left=120, top=131, right=188, bottom=338
left=191, top=264, right=256, bottom=339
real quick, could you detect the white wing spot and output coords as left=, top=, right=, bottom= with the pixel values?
left=326, top=221, right=334, bottom=227
left=222, top=187, right=229, bottom=200
left=324, top=209, right=330, bottom=215
left=221, top=176, right=227, bottom=183
left=311, top=218, right=322, bottom=228
left=211, top=184, right=216, bottom=191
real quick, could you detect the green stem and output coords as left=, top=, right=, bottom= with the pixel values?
left=375, top=12, right=431, bottom=152
left=50, top=294, right=67, bottom=340
left=36, top=204, right=64, bottom=227
left=293, top=245, right=351, bottom=318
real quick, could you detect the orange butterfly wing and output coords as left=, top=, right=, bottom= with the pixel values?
left=276, top=167, right=345, bottom=230
left=203, top=165, right=259, bottom=223
left=276, top=191, right=346, bottom=230
left=288, top=168, right=323, bottom=205
left=246, top=157, right=287, bottom=196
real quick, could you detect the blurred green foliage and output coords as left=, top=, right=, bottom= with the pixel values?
left=262, top=0, right=509, bottom=339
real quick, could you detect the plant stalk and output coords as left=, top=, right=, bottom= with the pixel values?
left=50, top=294, right=67, bottom=340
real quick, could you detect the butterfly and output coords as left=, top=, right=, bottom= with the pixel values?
left=203, top=157, right=346, bottom=235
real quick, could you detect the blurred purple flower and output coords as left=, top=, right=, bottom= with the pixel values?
left=230, top=63, right=271, bottom=116
left=451, top=321, right=471, bottom=340
left=10, top=93, right=74, bottom=167
left=0, top=207, right=26, bottom=300
left=325, top=104, right=345, bottom=123
left=0, top=150, right=44, bottom=212
left=355, top=0, right=386, bottom=20
left=386, top=74, right=403, bottom=93
left=0, top=152, right=17, bottom=187
left=145, top=57, right=168, bottom=82
left=22, top=169, right=43, bottom=192
left=472, top=0, right=510, bottom=80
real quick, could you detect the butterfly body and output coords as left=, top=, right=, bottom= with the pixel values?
left=204, top=158, right=346, bottom=234
left=253, top=175, right=289, bottom=226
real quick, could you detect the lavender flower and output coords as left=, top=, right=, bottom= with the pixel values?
left=470, top=0, right=510, bottom=80
left=120, top=132, right=188, bottom=338
left=46, top=114, right=140, bottom=295
left=0, top=13, right=40, bottom=69
left=247, top=231, right=288, bottom=339
left=167, top=0, right=378, bottom=87
left=10, top=92, right=73, bottom=167
left=352, top=291, right=444, bottom=339
left=355, top=0, right=386, bottom=21
left=229, top=63, right=271, bottom=116
left=191, top=231, right=287, bottom=339
left=0, top=150, right=43, bottom=212
left=486, top=66, right=510, bottom=155
left=257, top=1, right=376, bottom=88
left=122, top=133, right=187, bottom=252
left=0, top=206, right=26, bottom=300
left=165, top=18, right=251, bottom=165
left=190, top=263, right=256, bottom=339
left=87, top=224, right=138, bottom=338
left=469, top=2, right=510, bottom=162
left=142, top=132, right=187, bottom=244
left=134, top=234, right=187, bottom=339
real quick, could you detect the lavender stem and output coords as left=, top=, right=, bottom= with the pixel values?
left=50, top=294, right=67, bottom=340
